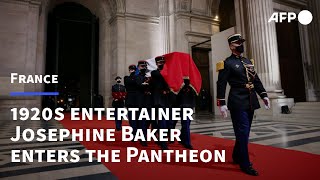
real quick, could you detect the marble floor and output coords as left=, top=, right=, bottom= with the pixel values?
left=0, top=113, right=319, bottom=179
left=191, top=113, right=320, bottom=155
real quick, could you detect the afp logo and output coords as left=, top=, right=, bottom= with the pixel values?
left=268, top=10, right=313, bottom=25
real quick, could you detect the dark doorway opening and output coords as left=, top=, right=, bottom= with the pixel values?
left=192, top=48, right=212, bottom=112
left=45, top=2, right=99, bottom=109
left=276, top=21, right=306, bottom=102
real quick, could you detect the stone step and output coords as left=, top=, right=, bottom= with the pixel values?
left=274, top=114, right=320, bottom=120
left=294, top=102, right=320, bottom=105
left=291, top=109, right=320, bottom=114
left=293, top=105, right=320, bottom=109
left=255, top=115, right=320, bottom=124
left=291, top=105, right=320, bottom=110
left=293, top=102, right=320, bottom=107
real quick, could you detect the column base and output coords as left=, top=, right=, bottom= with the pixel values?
left=267, top=89, right=286, bottom=99
left=254, top=97, right=295, bottom=120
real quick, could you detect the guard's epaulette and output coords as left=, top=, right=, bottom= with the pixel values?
left=250, top=59, right=254, bottom=65
left=216, top=60, right=224, bottom=72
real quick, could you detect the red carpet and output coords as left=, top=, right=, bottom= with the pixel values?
left=60, top=114, right=320, bottom=180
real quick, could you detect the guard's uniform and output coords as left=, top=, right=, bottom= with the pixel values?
left=112, top=76, right=126, bottom=130
left=136, top=61, right=153, bottom=146
left=136, top=73, right=157, bottom=130
left=124, top=65, right=138, bottom=135
left=151, top=56, right=171, bottom=149
left=176, top=79, right=196, bottom=149
left=216, top=34, right=268, bottom=171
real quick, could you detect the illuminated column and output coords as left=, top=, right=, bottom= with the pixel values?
left=307, top=0, right=320, bottom=100
left=245, top=0, right=283, bottom=97
left=159, top=0, right=170, bottom=54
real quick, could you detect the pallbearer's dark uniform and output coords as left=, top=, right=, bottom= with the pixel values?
left=124, top=65, right=138, bottom=135
left=136, top=60, right=153, bottom=146
left=176, top=79, right=195, bottom=149
left=144, top=79, right=158, bottom=130
left=216, top=35, right=268, bottom=170
left=112, top=76, right=126, bottom=131
left=151, top=56, right=171, bottom=150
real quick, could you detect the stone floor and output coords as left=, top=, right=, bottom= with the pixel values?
left=191, top=113, right=320, bottom=155
left=0, top=113, right=319, bottom=179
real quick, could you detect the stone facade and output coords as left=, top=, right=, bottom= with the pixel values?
left=0, top=0, right=219, bottom=110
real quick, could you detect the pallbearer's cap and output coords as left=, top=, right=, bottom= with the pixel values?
left=138, top=60, right=147, bottom=66
left=155, top=56, right=165, bottom=63
left=128, top=64, right=136, bottom=70
left=115, top=76, right=121, bottom=80
left=228, top=34, right=245, bottom=44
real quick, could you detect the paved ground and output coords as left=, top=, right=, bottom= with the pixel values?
left=0, top=112, right=319, bottom=179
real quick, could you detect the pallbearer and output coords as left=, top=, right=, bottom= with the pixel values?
left=176, top=79, right=196, bottom=149
left=136, top=60, right=152, bottom=146
left=151, top=56, right=171, bottom=150
left=124, top=65, right=138, bottom=137
left=216, top=34, right=270, bottom=176
left=112, top=76, right=126, bottom=131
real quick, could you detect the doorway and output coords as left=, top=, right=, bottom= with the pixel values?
left=276, top=21, right=306, bottom=102
left=45, top=2, right=99, bottom=108
left=192, top=48, right=212, bottom=112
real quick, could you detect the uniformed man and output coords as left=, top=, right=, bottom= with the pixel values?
left=216, top=34, right=270, bottom=176
left=124, top=65, right=138, bottom=137
left=135, top=60, right=152, bottom=146
left=176, top=79, right=196, bottom=149
left=151, top=56, right=171, bottom=150
left=112, top=76, right=126, bottom=131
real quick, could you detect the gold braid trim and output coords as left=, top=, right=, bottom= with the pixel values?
left=216, top=61, right=224, bottom=72
left=250, top=59, right=254, bottom=65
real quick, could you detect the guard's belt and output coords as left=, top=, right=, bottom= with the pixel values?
left=231, top=83, right=254, bottom=89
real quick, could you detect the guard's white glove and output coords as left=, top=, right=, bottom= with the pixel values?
left=219, top=105, right=228, bottom=118
left=263, top=97, right=270, bottom=110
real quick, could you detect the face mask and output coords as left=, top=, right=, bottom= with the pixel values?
left=236, top=44, right=244, bottom=53
left=158, top=64, right=164, bottom=70
left=140, top=68, right=147, bottom=74
left=130, top=71, right=135, bottom=76
left=117, top=80, right=121, bottom=83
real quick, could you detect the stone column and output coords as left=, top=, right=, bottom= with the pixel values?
left=159, top=0, right=170, bottom=54
left=109, top=0, right=126, bottom=79
left=307, top=0, right=320, bottom=101
left=25, top=1, right=42, bottom=108
left=245, top=0, right=283, bottom=97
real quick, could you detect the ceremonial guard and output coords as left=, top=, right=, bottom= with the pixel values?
left=112, top=76, right=126, bottom=131
left=135, top=60, right=152, bottom=146
left=176, top=79, right=196, bottom=149
left=216, top=34, right=270, bottom=176
left=151, top=56, right=171, bottom=150
left=124, top=65, right=139, bottom=136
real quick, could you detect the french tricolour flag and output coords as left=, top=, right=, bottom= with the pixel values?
left=145, top=57, right=157, bottom=77
left=143, top=52, right=202, bottom=95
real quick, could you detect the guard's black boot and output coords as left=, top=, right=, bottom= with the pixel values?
left=183, top=144, right=193, bottom=150
left=159, top=142, right=168, bottom=150
left=241, top=166, right=259, bottom=176
left=160, top=144, right=169, bottom=150
left=140, top=141, right=148, bottom=147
